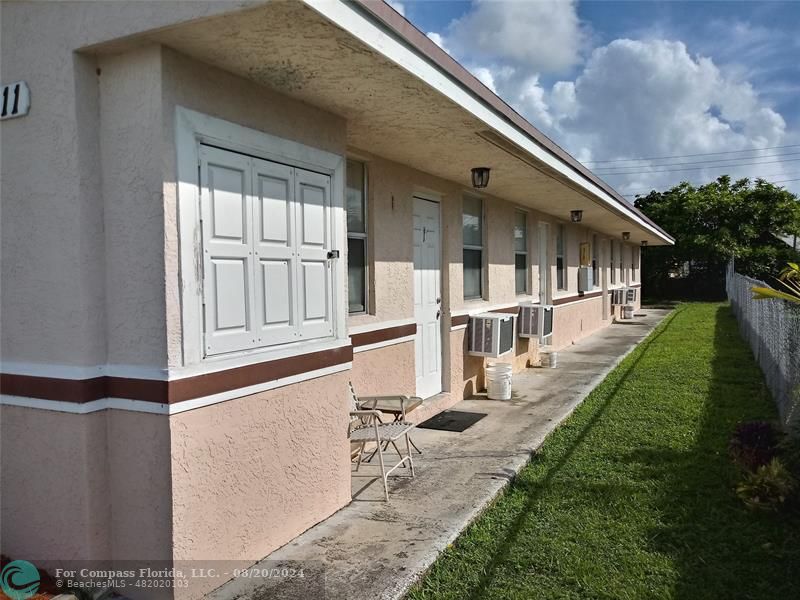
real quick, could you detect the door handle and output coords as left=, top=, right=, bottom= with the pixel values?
left=436, top=310, right=441, bottom=320
left=436, top=297, right=442, bottom=304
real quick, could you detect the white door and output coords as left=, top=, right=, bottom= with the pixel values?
left=413, top=197, right=442, bottom=399
left=538, top=222, right=550, bottom=304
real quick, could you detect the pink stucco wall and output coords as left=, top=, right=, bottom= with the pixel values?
left=1, top=407, right=111, bottom=562
left=169, top=372, right=351, bottom=598
left=350, top=342, right=416, bottom=398
left=551, top=297, right=608, bottom=350
left=0, top=406, right=172, bottom=569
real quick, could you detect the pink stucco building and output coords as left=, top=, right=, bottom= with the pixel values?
left=0, top=1, right=672, bottom=598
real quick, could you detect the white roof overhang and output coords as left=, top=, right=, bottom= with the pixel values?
left=88, top=0, right=673, bottom=245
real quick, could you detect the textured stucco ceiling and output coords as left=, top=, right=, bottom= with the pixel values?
left=129, top=0, right=660, bottom=243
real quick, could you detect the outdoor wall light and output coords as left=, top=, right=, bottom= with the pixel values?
left=570, top=210, right=583, bottom=223
left=471, top=167, right=491, bottom=189
left=641, top=240, right=648, bottom=247
left=622, top=231, right=631, bottom=241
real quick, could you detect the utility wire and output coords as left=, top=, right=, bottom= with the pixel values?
left=617, top=170, right=800, bottom=186
left=621, top=177, right=800, bottom=197
left=585, top=144, right=800, bottom=165
left=593, top=151, right=800, bottom=172
left=597, top=157, right=800, bottom=176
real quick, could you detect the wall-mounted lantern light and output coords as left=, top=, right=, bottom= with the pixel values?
left=570, top=210, right=583, bottom=223
left=641, top=240, right=648, bottom=247
left=471, top=167, right=491, bottom=189
left=622, top=231, right=631, bottom=241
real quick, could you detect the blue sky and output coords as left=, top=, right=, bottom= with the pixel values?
left=388, top=1, right=800, bottom=196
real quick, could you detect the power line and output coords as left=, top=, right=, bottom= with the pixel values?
left=593, top=151, right=800, bottom=172
left=621, top=177, right=800, bottom=197
left=585, top=144, right=800, bottom=165
left=598, top=157, right=800, bottom=176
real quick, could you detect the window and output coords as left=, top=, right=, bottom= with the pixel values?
left=591, top=234, right=599, bottom=288
left=346, top=159, right=368, bottom=313
left=610, top=240, right=616, bottom=285
left=556, top=224, right=566, bottom=290
left=199, top=145, right=334, bottom=356
left=514, top=211, right=528, bottom=294
left=631, top=246, right=637, bottom=281
left=463, top=196, right=484, bottom=299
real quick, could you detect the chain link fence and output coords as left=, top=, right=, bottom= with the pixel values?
left=726, top=261, right=800, bottom=430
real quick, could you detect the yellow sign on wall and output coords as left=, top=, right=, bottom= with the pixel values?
left=579, top=242, right=591, bottom=266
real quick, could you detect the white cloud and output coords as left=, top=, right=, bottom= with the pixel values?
left=499, top=71, right=554, bottom=129
left=429, top=6, right=797, bottom=196
left=443, top=0, right=586, bottom=74
left=547, top=39, right=788, bottom=193
left=386, top=1, right=405, bottom=17
left=549, top=81, right=577, bottom=120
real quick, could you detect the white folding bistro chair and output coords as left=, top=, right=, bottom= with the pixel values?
left=348, top=382, right=415, bottom=501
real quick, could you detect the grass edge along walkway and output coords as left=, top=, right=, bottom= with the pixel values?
left=409, top=303, right=800, bottom=600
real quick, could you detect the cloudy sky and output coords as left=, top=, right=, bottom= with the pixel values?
left=386, top=0, right=800, bottom=199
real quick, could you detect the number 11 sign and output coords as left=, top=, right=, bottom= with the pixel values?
left=1, top=81, right=30, bottom=120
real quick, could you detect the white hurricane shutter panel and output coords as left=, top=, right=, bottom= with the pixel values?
left=252, top=158, right=299, bottom=346
left=200, top=146, right=256, bottom=355
left=199, top=145, right=337, bottom=356
left=294, top=168, right=333, bottom=340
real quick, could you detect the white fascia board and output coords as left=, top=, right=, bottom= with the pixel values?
left=303, top=0, right=673, bottom=244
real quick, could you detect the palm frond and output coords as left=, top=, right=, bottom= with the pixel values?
left=752, top=286, right=800, bottom=304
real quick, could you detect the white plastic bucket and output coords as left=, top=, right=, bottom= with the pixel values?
left=486, top=362, right=513, bottom=400
left=623, top=305, right=634, bottom=320
left=540, top=352, right=558, bottom=368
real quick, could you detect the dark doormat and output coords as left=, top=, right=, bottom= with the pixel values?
left=417, top=410, right=487, bottom=432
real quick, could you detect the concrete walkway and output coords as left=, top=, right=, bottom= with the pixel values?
left=209, top=309, right=671, bottom=600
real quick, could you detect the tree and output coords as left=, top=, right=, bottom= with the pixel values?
left=634, top=176, right=800, bottom=299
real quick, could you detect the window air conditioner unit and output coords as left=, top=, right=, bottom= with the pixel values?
left=517, top=303, right=554, bottom=345
left=578, top=266, right=593, bottom=292
left=468, top=313, right=515, bottom=358
left=611, top=288, right=625, bottom=305
left=625, top=287, right=638, bottom=304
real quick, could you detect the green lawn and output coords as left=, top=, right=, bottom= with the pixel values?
left=410, top=303, right=800, bottom=600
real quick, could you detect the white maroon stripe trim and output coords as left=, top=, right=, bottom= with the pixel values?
left=450, top=301, right=521, bottom=317
left=0, top=363, right=353, bottom=415
left=0, top=362, right=169, bottom=381
left=0, top=338, right=352, bottom=382
left=352, top=335, right=415, bottom=354
left=347, top=317, right=416, bottom=335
